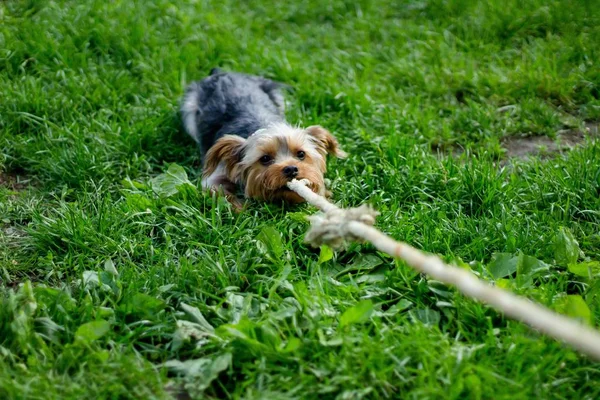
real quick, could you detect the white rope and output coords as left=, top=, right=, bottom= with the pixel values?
left=287, top=179, right=600, bottom=361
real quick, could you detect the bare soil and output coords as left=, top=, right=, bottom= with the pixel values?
left=0, top=171, right=31, bottom=191
left=501, top=123, right=598, bottom=160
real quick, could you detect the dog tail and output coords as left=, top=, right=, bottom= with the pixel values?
left=181, top=68, right=225, bottom=143
left=180, top=81, right=202, bottom=143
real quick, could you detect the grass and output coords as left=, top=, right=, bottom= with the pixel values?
left=1, top=0, right=600, bottom=398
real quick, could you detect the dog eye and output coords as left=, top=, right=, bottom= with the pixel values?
left=296, top=151, right=305, bottom=160
left=259, top=155, right=273, bottom=165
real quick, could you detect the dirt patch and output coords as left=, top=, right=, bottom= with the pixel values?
left=1, top=224, right=28, bottom=255
left=1, top=171, right=33, bottom=278
left=436, top=123, right=599, bottom=163
left=501, top=123, right=598, bottom=161
left=0, top=171, right=31, bottom=191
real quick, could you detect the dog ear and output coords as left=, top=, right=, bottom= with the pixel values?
left=306, top=126, right=347, bottom=158
left=203, top=135, right=246, bottom=179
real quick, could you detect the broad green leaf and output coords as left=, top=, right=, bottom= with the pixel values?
left=495, top=279, right=512, bottom=289
left=172, top=320, right=215, bottom=351
left=82, top=270, right=100, bottom=289
left=488, top=253, right=518, bottom=279
left=349, top=254, right=383, bottom=270
left=318, top=245, right=334, bottom=264
left=104, top=259, right=118, bottom=276
left=488, top=253, right=548, bottom=287
left=165, top=353, right=232, bottom=392
left=257, top=324, right=280, bottom=349
left=453, top=257, right=472, bottom=270
left=393, top=299, right=413, bottom=311
left=554, top=295, right=592, bottom=325
left=271, top=305, right=298, bottom=320
left=317, top=329, right=343, bottom=347
left=99, top=271, right=121, bottom=297
left=568, top=261, right=600, bottom=278
left=375, top=299, right=413, bottom=317
left=97, top=307, right=114, bottom=319
left=356, top=273, right=385, bottom=283
left=149, top=164, right=195, bottom=198
left=335, top=254, right=384, bottom=277
left=180, top=303, right=214, bottom=333
left=428, top=280, right=453, bottom=298
left=257, top=226, right=284, bottom=259
left=340, top=300, right=373, bottom=327
left=75, top=320, right=110, bottom=343
left=280, top=337, right=302, bottom=353
left=95, top=350, right=110, bottom=363
left=554, top=227, right=581, bottom=267
left=119, top=293, right=166, bottom=317
left=225, top=292, right=246, bottom=324
left=516, top=254, right=549, bottom=288
left=410, top=308, right=441, bottom=326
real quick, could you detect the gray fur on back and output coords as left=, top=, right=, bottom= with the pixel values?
left=180, top=68, right=288, bottom=160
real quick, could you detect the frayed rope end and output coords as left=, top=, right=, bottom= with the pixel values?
left=304, top=204, right=379, bottom=249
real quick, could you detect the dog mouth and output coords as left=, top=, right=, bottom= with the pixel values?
left=278, top=180, right=316, bottom=193
left=272, top=180, right=318, bottom=204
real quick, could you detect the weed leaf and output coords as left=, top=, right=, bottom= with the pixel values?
left=553, top=295, right=592, bottom=325
left=568, top=261, right=600, bottom=278
left=488, top=253, right=518, bottom=279
left=375, top=299, right=413, bottom=317
left=165, top=353, right=232, bottom=392
left=335, top=254, right=384, bottom=277
left=180, top=303, right=214, bottom=333
left=554, top=227, right=581, bottom=267
left=516, top=254, right=549, bottom=288
left=410, top=308, right=441, bottom=326
left=150, top=164, right=195, bottom=198
left=104, top=259, right=118, bottom=276
left=318, top=245, right=334, bottom=264
left=257, top=226, right=284, bottom=259
left=75, top=320, right=110, bottom=343
left=119, top=293, right=166, bottom=318
left=340, top=300, right=373, bottom=327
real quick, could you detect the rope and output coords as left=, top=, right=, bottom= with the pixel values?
left=287, top=179, right=600, bottom=361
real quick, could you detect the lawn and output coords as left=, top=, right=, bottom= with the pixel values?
left=1, top=0, right=600, bottom=398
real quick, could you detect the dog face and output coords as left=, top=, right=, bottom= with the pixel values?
left=202, top=123, right=346, bottom=203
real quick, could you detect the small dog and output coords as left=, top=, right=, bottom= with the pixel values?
left=180, top=68, right=346, bottom=209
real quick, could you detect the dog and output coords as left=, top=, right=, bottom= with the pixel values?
left=180, top=68, right=346, bottom=209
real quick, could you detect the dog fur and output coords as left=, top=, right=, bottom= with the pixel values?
left=180, top=68, right=346, bottom=209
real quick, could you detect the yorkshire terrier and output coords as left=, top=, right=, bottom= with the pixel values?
left=180, top=68, right=346, bottom=209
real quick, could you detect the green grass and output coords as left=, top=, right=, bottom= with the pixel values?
left=1, top=0, right=600, bottom=398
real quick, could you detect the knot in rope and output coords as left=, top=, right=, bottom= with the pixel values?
left=304, top=205, right=379, bottom=249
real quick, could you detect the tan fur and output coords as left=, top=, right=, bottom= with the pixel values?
left=201, top=123, right=345, bottom=210
left=306, top=126, right=348, bottom=159
left=202, top=135, right=246, bottom=179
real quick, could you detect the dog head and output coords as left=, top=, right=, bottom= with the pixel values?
left=202, top=123, right=346, bottom=203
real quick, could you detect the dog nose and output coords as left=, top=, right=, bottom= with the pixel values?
left=282, top=165, right=299, bottom=178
